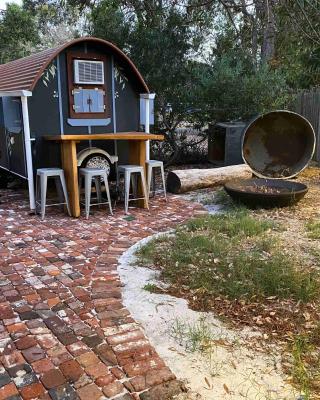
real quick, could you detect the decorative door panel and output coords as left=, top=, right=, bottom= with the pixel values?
left=90, top=89, right=105, bottom=113
left=73, top=88, right=105, bottom=114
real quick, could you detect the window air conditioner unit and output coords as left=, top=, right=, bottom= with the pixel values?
left=74, top=60, right=104, bottom=85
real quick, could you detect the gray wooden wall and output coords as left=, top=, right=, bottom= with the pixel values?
left=294, top=88, right=320, bottom=163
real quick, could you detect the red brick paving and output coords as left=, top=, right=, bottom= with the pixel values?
left=0, top=189, right=204, bottom=399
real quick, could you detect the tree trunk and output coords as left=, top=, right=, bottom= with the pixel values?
left=260, top=0, right=276, bottom=63
left=167, top=164, right=252, bottom=194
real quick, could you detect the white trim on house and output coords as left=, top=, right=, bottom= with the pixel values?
left=140, top=93, right=156, bottom=161
left=21, top=96, right=36, bottom=212
left=0, top=90, right=32, bottom=97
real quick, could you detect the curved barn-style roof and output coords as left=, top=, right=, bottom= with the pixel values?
left=0, top=37, right=149, bottom=93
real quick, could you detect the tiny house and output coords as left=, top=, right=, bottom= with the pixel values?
left=0, top=37, right=154, bottom=210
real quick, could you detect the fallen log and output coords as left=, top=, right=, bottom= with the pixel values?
left=167, top=164, right=252, bottom=194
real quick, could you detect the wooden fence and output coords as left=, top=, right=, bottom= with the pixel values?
left=294, top=87, right=320, bottom=162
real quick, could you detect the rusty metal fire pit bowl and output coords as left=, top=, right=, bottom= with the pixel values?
left=224, top=178, right=308, bottom=208
left=242, top=111, right=316, bottom=179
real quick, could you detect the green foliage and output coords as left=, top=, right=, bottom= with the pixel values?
left=129, top=11, right=195, bottom=110
left=0, top=3, right=39, bottom=63
left=274, top=1, right=320, bottom=88
left=136, top=210, right=320, bottom=303
left=91, top=2, right=201, bottom=115
left=22, top=0, right=81, bottom=48
left=90, top=0, right=130, bottom=50
left=196, top=51, right=291, bottom=122
left=23, top=0, right=79, bottom=29
left=276, top=34, right=320, bottom=89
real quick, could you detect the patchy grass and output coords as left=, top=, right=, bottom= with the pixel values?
left=143, top=283, right=159, bottom=293
left=137, top=210, right=319, bottom=303
left=170, top=317, right=227, bottom=378
left=171, top=317, right=214, bottom=353
left=290, top=336, right=312, bottom=399
left=306, top=220, right=320, bottom=239
left=287, top=327, right=320, bottom=399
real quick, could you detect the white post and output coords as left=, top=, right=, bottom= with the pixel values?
left=140, top=93, right=155, bottom=161
left=21, top=96, right=36, bottom=212
left=145, top=97, right=150, bottom=160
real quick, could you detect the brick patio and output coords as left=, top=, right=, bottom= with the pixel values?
left=0, top=189, right=204, bottom=400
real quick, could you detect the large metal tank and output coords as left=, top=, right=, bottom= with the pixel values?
left=242, top=110, right=316, bottom=179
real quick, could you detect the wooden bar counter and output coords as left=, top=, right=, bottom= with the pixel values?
left=45, top=132, right=164, bottom=217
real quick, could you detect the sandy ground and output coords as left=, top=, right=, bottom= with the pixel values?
left=118, top=233, right=298, bottom=400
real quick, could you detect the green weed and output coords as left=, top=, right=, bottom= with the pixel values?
left=143, top=283, right=159, bottom=293
left=171, top=317, right=214, bottom=353
left=289, top=329, right=320, bottom=400
left=306, top=220, right=320, bottom=239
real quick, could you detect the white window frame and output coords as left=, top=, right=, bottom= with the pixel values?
left=74, top=59, right=105, bottom=85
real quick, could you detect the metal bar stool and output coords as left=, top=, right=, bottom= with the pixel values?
left=117, top=165, right=149, bottom=214
left=36, top=168, right=71, bottom=220
left=79, top=168, right=113, bottom=219
left=146, top=160, right=167, bottom=201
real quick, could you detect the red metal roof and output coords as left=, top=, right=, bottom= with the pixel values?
left=0, top=37, right=149, bottom=93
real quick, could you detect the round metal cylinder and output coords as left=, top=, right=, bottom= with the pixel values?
left=242, top=110, right=316, bottom=179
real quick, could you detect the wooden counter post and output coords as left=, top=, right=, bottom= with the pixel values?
left=129, top=140, right=147, bottom=208
left=61, top=141, right=80, bottom=217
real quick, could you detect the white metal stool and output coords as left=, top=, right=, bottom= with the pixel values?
left=79, top=168, right=113, bottom=219
left=117, top=165, right=149, bottom=214
left=146, top=160, right=167, bottom=201
left=36, top=168, right=71, bottom=220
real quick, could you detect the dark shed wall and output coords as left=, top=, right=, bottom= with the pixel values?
left=28, top=62, right=61, bottom=170
left=113, top=60, right=140, bottom=163
left=29, top=40, right=143, bottom=169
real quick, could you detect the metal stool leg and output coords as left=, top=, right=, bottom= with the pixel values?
left=132, top=173, right=140, bottom=199
left=147, top=164, right=153, bottom=199
left=84, top=174, right=92, bottom=219
left=124, top=170, right=131, bottom=214
left=59, top=172, right=71, bottom=216
left=94, top=177, right=103, bottom=204
left=78, top=173, right=83, bottom=191
left=54, top=176, right=64, bottom=211
left=35, top=175, right=40, bottom=215
left=102, top=171, right=113, bottom=216
left=160, top=163, right=167, bottom=201
left=130, top=173, right=137, bottom=199
left=152, top=171, right=156, bottom=197
left=40, top=174, right=48, bottom=220
left=140, top=170, right=149, bottom=210
left=115, top=163, right=120, bottom=192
